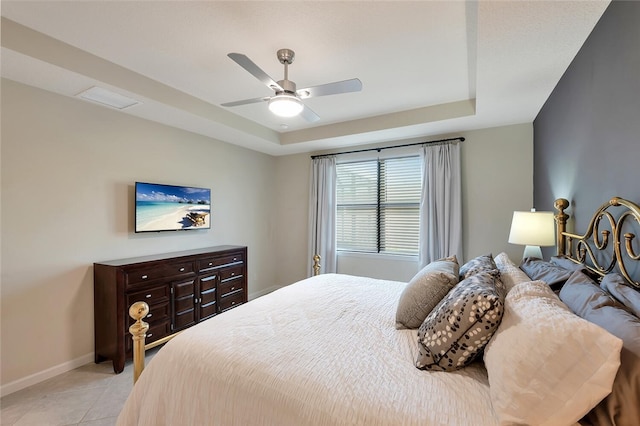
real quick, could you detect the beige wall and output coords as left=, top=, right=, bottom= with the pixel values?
left=0, top=80, right=278, bottom=390
left=273, top=153, right=310, bottom=286
left=0, top=79, right=533, bottom=394
left=460, top=124, right=533, bottom=260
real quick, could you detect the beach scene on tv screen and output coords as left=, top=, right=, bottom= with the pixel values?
left=136, top=183, right=211, bottom=232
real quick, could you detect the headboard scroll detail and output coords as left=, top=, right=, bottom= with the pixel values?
left=554, top=197, right=640, bottom=289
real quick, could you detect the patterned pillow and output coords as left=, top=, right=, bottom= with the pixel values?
left=395, top=256, right=459, bottom=329
left=416, top=271, right=505, bottom=372
left=459, top=254, right=498, bottom=279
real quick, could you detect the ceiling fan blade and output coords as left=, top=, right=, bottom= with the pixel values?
left=228, top=53, right=283, bottom=92
left=300, top=104, right=320, bottom=123
left=297, top=78, right=362, bottom=99
left=221, top=96, right=270, bottom=107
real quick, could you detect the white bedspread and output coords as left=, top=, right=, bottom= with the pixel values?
left=117, top=274, right=499, bottom=425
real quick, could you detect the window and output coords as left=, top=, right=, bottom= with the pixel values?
left=336, top=156, right=421, bottom=256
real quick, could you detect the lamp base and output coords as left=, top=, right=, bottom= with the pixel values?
left=522, top=245, right=543, bottom=260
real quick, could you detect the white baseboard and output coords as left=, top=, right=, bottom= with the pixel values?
left=248, top=285, right=283, bottom=301
left=1, top=352, right=95, bottom=397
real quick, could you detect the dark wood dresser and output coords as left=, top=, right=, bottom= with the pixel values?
left=94, top=245, right=247, bottom=373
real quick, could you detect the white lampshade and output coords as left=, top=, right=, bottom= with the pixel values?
left=268, top=94, right=303, bottom=117
left=508, top=211, right=555, bottom=259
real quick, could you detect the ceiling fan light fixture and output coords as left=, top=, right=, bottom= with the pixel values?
left=268, top=94, right=303, bottom=117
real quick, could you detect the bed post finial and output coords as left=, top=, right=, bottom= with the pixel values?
left=313, top=254, right=321, bottom=276
left=129, top=301, right=149, bottom=384
left=554, top=198, right=570, bottom=256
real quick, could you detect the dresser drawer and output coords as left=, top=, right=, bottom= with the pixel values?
left=126, top=320, right=171, bottom=352
left=127, top=285, right=170, bottom=306
left=123, top=261, right=195, bottom=287
left=218, top=279, right=243, bottom=297
left=219, top=265, right=243, bottom=282
left=127, top=302, right=170, bottom=326
left=198, top=252, right=244, bottom=272
left=164, top=260, right=195, bottom=277
left=145, top=321, right=171, bottom=344
left=219, top=290, right=245, bottom=312
left=123, top=265, right=164, bottom=286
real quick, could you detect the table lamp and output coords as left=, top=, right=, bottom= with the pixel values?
left=508, top=210, right=555, bottom=259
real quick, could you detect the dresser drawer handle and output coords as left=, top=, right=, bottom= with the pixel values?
left=233, top=257, right=237, bottom=261
left=147, top=333, right=153, bottom=338
left=141, top=275, right=148, bottom=280
left=145, top=294, right=152, bottom=299
left=231, top=272, right=235, bottom=276
left=231, top=301, right=236, bottom=306
left=179, top=267, right=185, bottom=272
left=208, top=262, right=213, bottom=266
left=147, top=313, right=153, bottom=318
left=230, top=286, right=235, bottom=291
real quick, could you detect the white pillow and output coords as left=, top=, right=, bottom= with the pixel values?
left=483, top=280, right=622, bottom=426
left=493, top=252, right=530, bottom=292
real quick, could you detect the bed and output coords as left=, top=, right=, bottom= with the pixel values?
left=117, top=197, right=640, bottom=426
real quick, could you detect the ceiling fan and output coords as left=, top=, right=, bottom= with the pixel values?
left=221, top=48, right=362, bottom=122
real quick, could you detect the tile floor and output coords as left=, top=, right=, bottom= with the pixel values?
left=1, top=348, right=159, bottom=426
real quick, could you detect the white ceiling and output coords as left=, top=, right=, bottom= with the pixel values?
left=1, top=1, right=610, bottom=156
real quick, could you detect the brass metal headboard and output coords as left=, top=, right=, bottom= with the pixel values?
left=554, top=196, right=640, bottom=289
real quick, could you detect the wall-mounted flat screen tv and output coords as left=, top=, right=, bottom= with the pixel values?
left=135, top=182, right=211, bottom=232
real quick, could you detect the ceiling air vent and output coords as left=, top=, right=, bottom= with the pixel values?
left=75, top=86, right=142, bottom=110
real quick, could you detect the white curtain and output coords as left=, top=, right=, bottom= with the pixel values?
left=308, top=156, right=337, bottom=276
left=419, top=143, right=462, bottom=267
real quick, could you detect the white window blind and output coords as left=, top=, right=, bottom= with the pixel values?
left=336, top=156, right=421, bottom=256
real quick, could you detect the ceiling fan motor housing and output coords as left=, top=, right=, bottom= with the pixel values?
left=276, top=79, right=297, bottom=95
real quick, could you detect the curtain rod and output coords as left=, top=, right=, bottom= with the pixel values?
left=310, top=136, right=465, bottom=159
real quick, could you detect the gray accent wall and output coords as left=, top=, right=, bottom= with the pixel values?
left=534, top=0, right=640, bottom=237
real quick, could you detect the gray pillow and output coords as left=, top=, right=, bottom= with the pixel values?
left=416, top=271, right=504, bottom=372
left=559, top=273, right=640, bottom=426
left=520, top=257, right=572, bottom=290
left=459, top=254, right=498, bottom=279
left=559, top=270, right=615, bottom=311
left=550, top=255, right=587, bottom=272
left=550, top=255, right=601, bottom=281
left=395, top=256, right=459, bottom=329
left=601, top=273, right=640, bottom=318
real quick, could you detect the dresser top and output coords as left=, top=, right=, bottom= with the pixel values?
left=95, top=245, right=246, bottom=267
